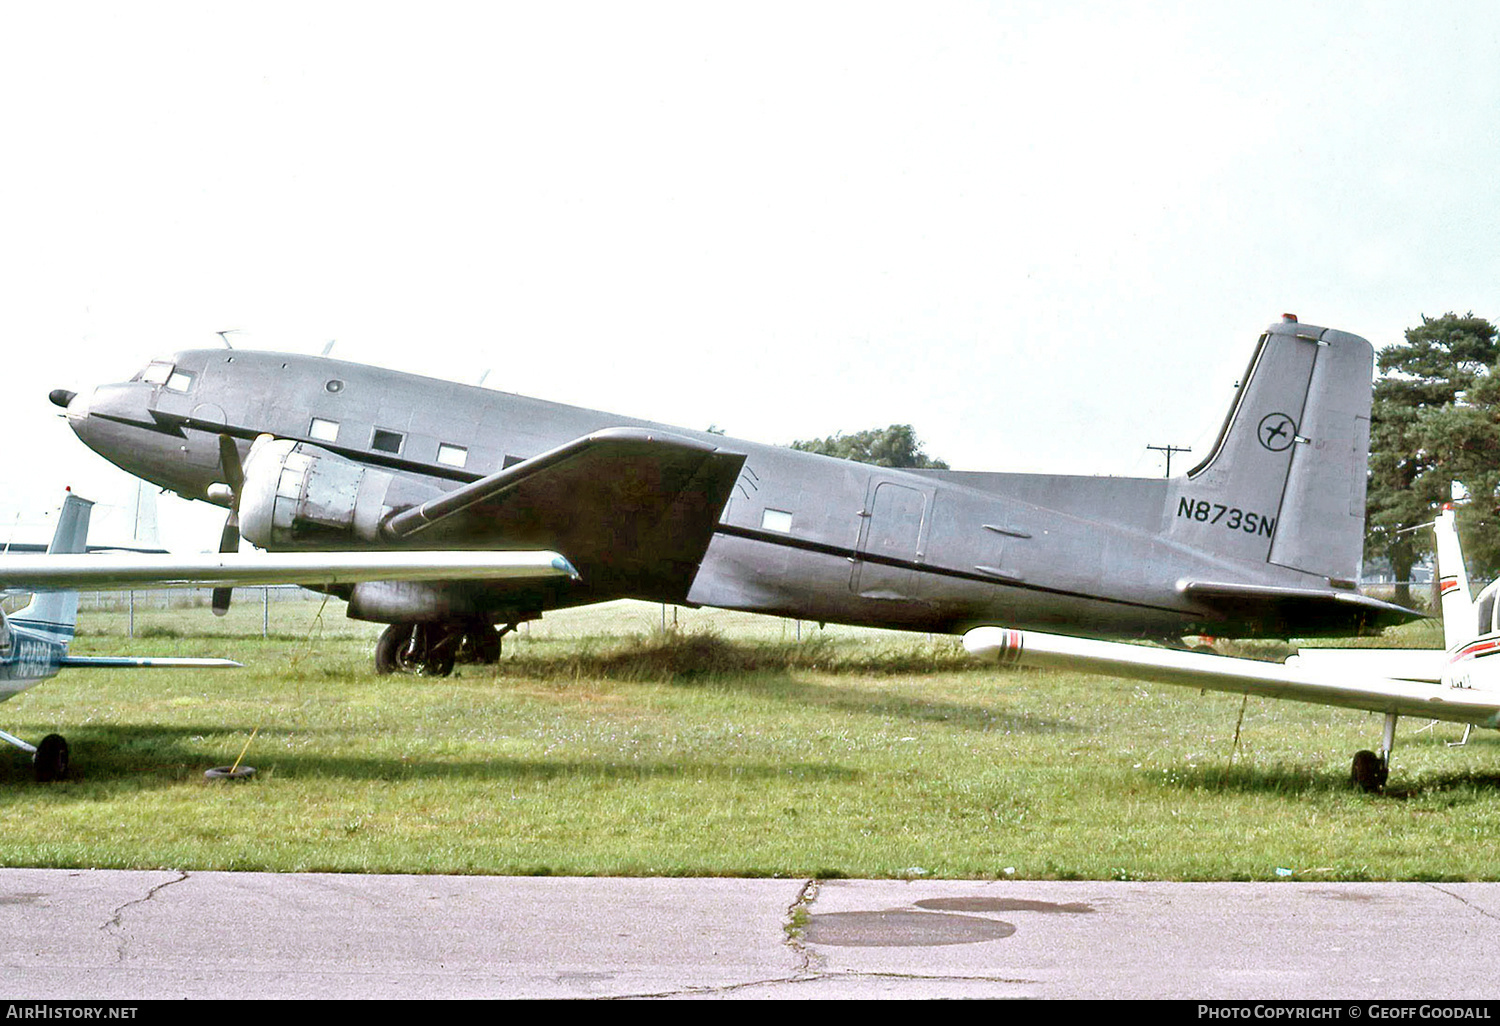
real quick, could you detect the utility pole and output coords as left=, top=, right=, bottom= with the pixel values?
left=1146, top=444, right=1192, bottom=478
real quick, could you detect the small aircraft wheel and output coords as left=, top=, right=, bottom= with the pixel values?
left=33, top=734, right=69, bottom=783
left=205, top=765, right=256, bottom=781
left=1351, top=749, right=1388, bottom=792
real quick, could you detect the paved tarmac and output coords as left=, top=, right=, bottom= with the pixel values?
left=3, top=870, right=1500, bottom=999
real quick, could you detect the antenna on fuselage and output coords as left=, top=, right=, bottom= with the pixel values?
left=477, top=369, right=491, bottom=387
left=215, top=329, right=241, bottom=350
left=322, top=339, right=337, bottom=356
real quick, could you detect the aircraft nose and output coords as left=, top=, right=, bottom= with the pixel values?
left=49, top=389, right=76, bottom=409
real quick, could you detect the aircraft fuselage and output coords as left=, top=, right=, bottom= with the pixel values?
left=57, top=321, right=1411, bottom=640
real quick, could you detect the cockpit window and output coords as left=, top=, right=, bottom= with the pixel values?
left=139, top=361, right=175, bottom=385
left=1479, top=590, right=1496, bottom=637
left=134, top=361, right=194, bottom=392
left=0, top=618, right=11, bottom=659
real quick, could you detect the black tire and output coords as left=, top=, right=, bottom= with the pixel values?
left=456, top=623, right=502, bottom=664
left=374, top=623, right=456, bottom=677
left=375, top=623, right=414, bottom=675
left=33, top=734, right=68, bottom=783
left=1351, top=749, right=1388, bottom=792
left=205, top=765, right=256, bottom=781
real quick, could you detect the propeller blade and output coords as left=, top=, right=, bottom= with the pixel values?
left=211, top=434, right=250, bottom=616
left=218, top=510, right=242, bottom=554
left=218, top=434, right=245, bottom=496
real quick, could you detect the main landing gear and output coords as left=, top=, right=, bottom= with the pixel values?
left=0, top=728, right=69, bottom=782
left=1350, top=712, right=1398, bottom=792
left=374, top=621, right=517, bottom=677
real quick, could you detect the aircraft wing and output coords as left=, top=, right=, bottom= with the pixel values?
left=0, top=550, right=579, bottom=590
left=58, top=656, right=243, bottom=669
left=1283, top=647, right=1445, bottom=684
left=963, top=626, right=1500, bottom=729
left=380, top=427, right=747, bottom=601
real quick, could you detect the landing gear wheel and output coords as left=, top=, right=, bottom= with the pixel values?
left=375, top=624, right=456, bottom=677
left=456, top=622, right=503, bottom=665
left=1351, top=749, right=1388, bottom=792
left=33, top=734, right=68, bottom=783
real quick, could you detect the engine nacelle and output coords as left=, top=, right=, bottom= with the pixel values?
left=238, top=438, right=409, bottom=550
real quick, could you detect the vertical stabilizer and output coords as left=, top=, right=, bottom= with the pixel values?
left=1433, top=505, right=1473, bottom=650
left=11, top=493, right=93, bottom=646
left=1166, top=317, right=1373, bottom=584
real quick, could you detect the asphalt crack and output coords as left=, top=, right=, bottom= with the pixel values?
left=102, top=870, right=190, bottom=961
left=1425, top=883, right=1500, bottom=922
left=784, top=878, right=823, bottom=976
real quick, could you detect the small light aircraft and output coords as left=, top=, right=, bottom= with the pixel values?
left=1, top=492, right=578, bottom=780
left=52, top=316, right=1421, bottom=675
left=965, top=506, right=1490, bottom=791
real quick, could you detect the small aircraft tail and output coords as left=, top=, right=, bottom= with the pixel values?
left=9, top=492, right=92, bottom=647
left=1165, top=316, right=1373, bottom=586
left=1433, top=504, right=1474, bottom=649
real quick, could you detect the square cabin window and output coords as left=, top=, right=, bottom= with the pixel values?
left=371, top=428, right=404, bottom=454
left=309, top=418, right=340, bottom=443
left=437, top=443, right=468, bottom=468
left=761, top=508, right=793, bottom=533
left=165, top=369, right=194, bottom=392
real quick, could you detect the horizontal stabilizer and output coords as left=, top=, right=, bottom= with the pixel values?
left=1178, top=579, right=1423, bottom=636
left=963, top=626, right=1500, bottom=728
left=0, top=550, right=579, bottom=591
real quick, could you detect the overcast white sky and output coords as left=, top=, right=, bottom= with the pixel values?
left=2, top=1, right=1497, bottom=550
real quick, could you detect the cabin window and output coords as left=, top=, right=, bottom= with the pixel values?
left=309, top=418, right=340, bottom=443
left=0, top=619, right=11, bottom=658
left=371, top=428, right=404, bottom=454
left=1479, top=592, right=1496, bottom=637
left=761, top=508, right=794, bottom=533
left=437, top=443, right=468, bottom=468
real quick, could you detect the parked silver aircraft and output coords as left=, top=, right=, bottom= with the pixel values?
left=966, top=506, right=1488, bottom=791
left=52, top=316, right=1419, bottom=676
left=1, top=492, right=577, bottom=779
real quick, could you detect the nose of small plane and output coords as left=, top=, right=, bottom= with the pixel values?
left=49, top=389, right=76, bottom=409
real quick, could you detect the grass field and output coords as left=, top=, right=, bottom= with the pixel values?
left=3, top=596, right=1498, bottom=881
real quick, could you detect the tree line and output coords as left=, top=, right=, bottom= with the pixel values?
left=1367, top=312, right=1500, bottom=604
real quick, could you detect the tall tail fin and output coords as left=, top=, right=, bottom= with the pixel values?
left=1165, top=316, right=1373, bottom=584
left=10, top=492, right=93, bottom=647
left=1433, top=504, right=1473, bottom=649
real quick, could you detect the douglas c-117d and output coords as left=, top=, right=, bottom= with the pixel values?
left=51, top=316, right=1419, bottom=675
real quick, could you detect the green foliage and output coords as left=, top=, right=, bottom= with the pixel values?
left=1367, top=312, right=1500, bottom=596
left=790, top=424, right=949, bottom=469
